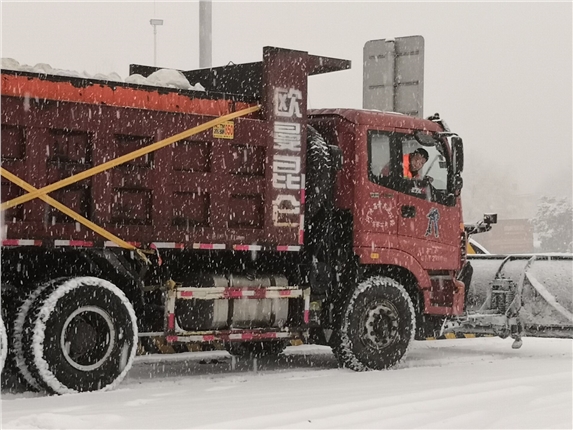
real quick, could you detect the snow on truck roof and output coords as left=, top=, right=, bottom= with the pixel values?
left=1, top=58, right=205, bottom=92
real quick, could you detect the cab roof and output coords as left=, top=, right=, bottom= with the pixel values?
left=309, top=108, right=444, bottom=132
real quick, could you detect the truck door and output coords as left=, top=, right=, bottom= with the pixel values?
left=354, top=130, right=399, bottom=247
left=396, top=135, right=461, bottom=270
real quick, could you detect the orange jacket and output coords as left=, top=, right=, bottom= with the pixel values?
left=403, top=154, right=419, bottom=179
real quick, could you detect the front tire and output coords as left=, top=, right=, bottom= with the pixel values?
left=20, top=277, right=138, bottom=394
left=334, top=276, right=416, bottom=371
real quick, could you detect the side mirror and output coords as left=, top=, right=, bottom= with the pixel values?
left=483, top=213, right=497, bottom=224
left=451, top=136, right=464, bottom=174
left=414, top=131, right=438, bottom=147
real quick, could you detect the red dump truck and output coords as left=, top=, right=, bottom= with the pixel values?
left=1, top=46, right=570, bottom=395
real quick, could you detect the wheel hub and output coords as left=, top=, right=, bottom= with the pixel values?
left=60, top=306, right=115, bottom=371
left=362, top=302, right=399, bottom=349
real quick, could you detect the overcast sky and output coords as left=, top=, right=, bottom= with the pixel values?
left=2, top=1, right=572, bottom=214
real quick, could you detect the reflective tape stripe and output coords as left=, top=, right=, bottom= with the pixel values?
left=104, top=240, right=141, bottom=248
left=153, top=242, right=185, bottom=249
left=276, top=245, right=301, bottom=252
left=193, top=243, right=226, bottom=250
left=425, top=333, right=494, bottom=341
left=167, top=313, right=175, bottom=331
left=54, top=240, right=93, bottom=247
left=225, top=289, right=245, bottom=299
left=233, top=244, right=262, bottom=251
left=2, top=239, right=42, bottom=246
left=2, top=240, right=303, bottom=252
left=304, top=290, right=311, bottom=324
left=167, top=331, right=292, bottom=343
left=229, top=332, right=252, bottom=340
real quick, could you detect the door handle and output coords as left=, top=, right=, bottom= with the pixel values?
left=401, top=205, right=416, bottom=218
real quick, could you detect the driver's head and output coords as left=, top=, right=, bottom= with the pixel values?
left=409, top=148, right=429, bottom=172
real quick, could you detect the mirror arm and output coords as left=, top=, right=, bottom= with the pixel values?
left=464, top=221, right=493, bottom=236
left=437, top=132, right=459, bottom=138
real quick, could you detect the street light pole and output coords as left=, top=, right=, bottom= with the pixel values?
left=199, top=0, right=212, bottom=68
left=150, top=19, right=164, bottom=66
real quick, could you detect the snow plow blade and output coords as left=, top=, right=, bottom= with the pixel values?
left=446, top=254, right=573, bottom=343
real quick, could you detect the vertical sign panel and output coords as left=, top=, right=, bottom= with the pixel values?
left=363, top=39, right=396, bottom=113
left=363, top=36, right=424, bottom=117
left=261, top=47, right=308, bottom=246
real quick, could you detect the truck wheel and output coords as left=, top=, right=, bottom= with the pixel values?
left=334, top=276, right=416, bottom=371
left=20, top=277, right=138, bottom=394
left=13, top=279, right=65, bottom=391
left=0, top=316, right=7, bottom=374
left=226, top=340, right=287, bottom=358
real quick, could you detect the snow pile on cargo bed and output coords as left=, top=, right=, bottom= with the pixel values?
left=1, top=58, right=205, bottom=91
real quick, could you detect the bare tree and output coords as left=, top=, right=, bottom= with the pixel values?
left=532, top=196, right=573, bottom=252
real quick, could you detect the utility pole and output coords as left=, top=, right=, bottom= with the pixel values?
left=150, top=19, right=164, bottom=67
left=199, top=0, right=212, bottom=68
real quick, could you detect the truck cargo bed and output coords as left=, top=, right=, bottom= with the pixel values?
left=0, top=73, right=278, bottom=248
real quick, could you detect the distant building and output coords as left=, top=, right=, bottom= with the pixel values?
left=476, top=219, right=534, bottom=254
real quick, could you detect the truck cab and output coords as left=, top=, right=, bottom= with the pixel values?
left=308, top=109, right=466, bottom=321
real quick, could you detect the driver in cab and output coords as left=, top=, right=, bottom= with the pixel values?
left=403, top=148, right=429, bottom=180
left=380, top=148, right=432, bottom=183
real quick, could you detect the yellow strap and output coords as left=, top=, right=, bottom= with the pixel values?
left=1, top=105, right=261, bottom=211
left=0, top=168, right=137, bottom=250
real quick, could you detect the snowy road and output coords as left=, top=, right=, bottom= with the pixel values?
left=2, top=337, right=572, bottom=429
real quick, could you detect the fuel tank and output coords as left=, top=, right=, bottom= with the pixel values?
left=175, top=274, right=290, bottom=331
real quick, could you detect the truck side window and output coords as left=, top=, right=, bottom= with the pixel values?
left=368, top=131, right=394, bottom=188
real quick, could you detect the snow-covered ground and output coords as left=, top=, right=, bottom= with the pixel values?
left=2, top=337, right=571, bottom=429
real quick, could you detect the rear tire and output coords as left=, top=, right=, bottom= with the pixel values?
left=13, top=278, right=66, bottom=391
left=334, top=276, right=416, bottom=371
left=20, top=277, right=138, bottom=394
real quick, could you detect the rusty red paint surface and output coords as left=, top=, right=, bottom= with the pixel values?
left=1, top=94, right=293, bottom=247
left=0, top=48, right=322, bottom=249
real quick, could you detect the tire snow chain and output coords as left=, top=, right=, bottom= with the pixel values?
left=0, top=105, right=261, bottom=264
